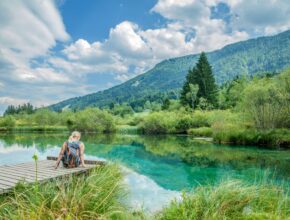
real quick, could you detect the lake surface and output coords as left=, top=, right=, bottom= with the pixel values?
left=0, top=133, right=289, bottom=212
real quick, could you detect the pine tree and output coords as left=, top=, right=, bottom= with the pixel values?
left=180, top=52, right=218, bottom=108
left=180, top=68, right=196, bottom=107
left=195, top=52, right=218, bottom=106
left=3, top=103, right=35, bottom=116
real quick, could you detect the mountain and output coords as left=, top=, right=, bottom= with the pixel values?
left=50, top=30, right=290, bottom=111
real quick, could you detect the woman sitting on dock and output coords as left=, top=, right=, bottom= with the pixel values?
left=54, top=131, right=85, bottom=169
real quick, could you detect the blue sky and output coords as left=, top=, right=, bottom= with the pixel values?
left=0, top=0, right=290, bottom=114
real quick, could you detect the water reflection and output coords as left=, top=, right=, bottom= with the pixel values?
left=0, top=133, right=289, bottom=192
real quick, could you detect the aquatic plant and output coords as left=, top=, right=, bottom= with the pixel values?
left=32, top=152, right=39, bottom=183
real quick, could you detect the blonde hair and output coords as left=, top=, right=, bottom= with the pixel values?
left=68, top=131, right=81, bottom=141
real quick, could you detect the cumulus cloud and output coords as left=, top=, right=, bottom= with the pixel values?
left=0, top=0, right=71, bottom=113
left=0, top=0, right=70, bottom=86
left=226, top=0, right=290, bottom=35
left=1, top=0, right=289, bottom=114
left=59, top=17, right=247, bottom=83
left=151, top=0, right=210, bottom=25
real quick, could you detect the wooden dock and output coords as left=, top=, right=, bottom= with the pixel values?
left=0, top=157, right=105, bottom=194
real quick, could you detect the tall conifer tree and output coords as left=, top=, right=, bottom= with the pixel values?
left=180, top=52, right=218, bottom=108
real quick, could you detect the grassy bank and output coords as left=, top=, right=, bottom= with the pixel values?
left=0, top=126, right=68, bottom=133
left=0, top=164, right=139, bottom=219
left=0, top=163, right=289, bottom=219
left=1, top=109, right=289, bottom=148
left=157, top=179, right=290, bottom=220
left=138, top=110, right=290, bottom=148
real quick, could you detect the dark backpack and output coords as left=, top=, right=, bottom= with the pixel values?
left=62, top=141, right=81, bottom=168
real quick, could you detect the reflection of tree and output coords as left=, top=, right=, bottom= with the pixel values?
left=137, top=135, right=290, bottom=179
left=0, top=133, right=68, bottom=150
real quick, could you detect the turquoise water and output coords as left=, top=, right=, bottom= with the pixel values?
left=0, top=133, right=289, bottom=211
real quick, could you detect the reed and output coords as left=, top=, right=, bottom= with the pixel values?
left=156, top=178, right=289, bottom=220
left=0, top=164, right=139, bottom=219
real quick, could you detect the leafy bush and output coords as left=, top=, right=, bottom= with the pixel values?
left=241, top=70, right=290, bottom=129
left=191, top=111, right=211, bottom=127
left=187, top=127, right=213, bottom=137
left=0, top=116, right=16, bottom=128
left=111, top=104, right=134, bottom=117
left=140, top=111, right=176, bottom=134
left=31, top=109, right=59, bottom=126
left=175, top=114, right=195, bottom=133
left=68, top=108, right=116, bottom=132
left=212, top=121, right=290, bottom=148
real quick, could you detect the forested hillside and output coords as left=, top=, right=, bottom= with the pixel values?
left=49, top=30, right=290, bottom=111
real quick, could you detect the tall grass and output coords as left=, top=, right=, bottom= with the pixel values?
left=156, top=179, right=289, bottom=220
left=0, top=164, right=138, bottom=219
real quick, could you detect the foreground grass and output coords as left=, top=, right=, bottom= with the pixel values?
left=0, top=164, right=138, bottom=220
left=157, top=179, right=289, bottom=220
left=0, top=163, right=289, bottom=220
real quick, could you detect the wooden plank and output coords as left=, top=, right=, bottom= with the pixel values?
left=1, top=160, right=52, bottom=169
left=0, top=174, right=30, bottom=184
left=5, top=166, right=64, bottom=177
left=0, top=166, right=55, bottom=179
left=0, top=184, right=11, bottom=194
left=0, top=162, right=72, bottom=177
left=2, top=161, right=91, bottom=174
left=0, top=172, right=35, bottom=180
left=47, top=156, right=106, bottom=165
left=0, top=179, right=15, bottom=187
left=0, top=159, right=100, bottom=194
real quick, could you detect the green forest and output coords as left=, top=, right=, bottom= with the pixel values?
left=1, top=53, right=289, bottom=149
left=49, top=30, right=290, bottom=112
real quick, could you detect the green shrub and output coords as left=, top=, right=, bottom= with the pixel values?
left=127, top=115, right=144, bottom=126
left=175, top=114, right=195, bottom=133
left=0, top=116, right=16, bottom=129
left=241, top=70, right=290, bottom=129
left=68, top=108, right=116, bottom=132
left=187, top=127, right=213, bottom=137
left=191, top=111, right=211, bottom=127
left=157, top=179, right=289, bottom=220
left=116, top=125, right=141, bottom=134
left=140, top=111, right=176, bottom=134
left=212, top=121, right=290, bottom=148
left=32, top=109, right=59, bottom=126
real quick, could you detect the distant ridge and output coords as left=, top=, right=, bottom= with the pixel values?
left=50, top=30, right=290, bottom=111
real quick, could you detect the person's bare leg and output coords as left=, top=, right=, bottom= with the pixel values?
left=80, top=143, right=85, bottom=167
left=54, top=142, right=67, bottom=169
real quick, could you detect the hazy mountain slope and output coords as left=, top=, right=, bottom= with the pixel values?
left=50, top=30, right=290, bottom=111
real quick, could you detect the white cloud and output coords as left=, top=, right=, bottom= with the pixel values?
left=0, top=0, right=69, bottom=85
left=0, top=0, right=289, bottom=113
left=0, top=97, right=28, bottom=106
left=59, top=15, right=248, bottom=83
left=105, top=21, right=151, bottom=59
left=0, top=0, right=72, bottom=113
left=58, top=22, right=153, bottom=78
left=114, top=74, right=131, bottom=82
left=226, top=0, right=290, bottom=35
left=0, top=0, right=68, bottom=58
left=151, top=0, right=249, bottom=50
left=151, top=0, right=210, bottom=25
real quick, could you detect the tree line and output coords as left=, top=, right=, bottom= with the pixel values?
left=4, top=103, right=35, bottom=116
